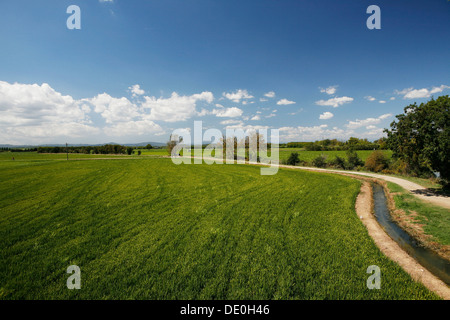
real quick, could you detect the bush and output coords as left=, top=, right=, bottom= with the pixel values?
left=286, top=152, right=301, bottom=166
left=312, top=155, right=327, bottom=168
left=126, top=147, right=133, bottom=155
left=329, top=155, right=346, bottom=169
left=365, top=150, right=388, bottom=172
left=345, top=150, right=363, bottom=170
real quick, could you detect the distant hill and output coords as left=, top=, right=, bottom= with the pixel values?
left=0, top=142, right=166, bottom=148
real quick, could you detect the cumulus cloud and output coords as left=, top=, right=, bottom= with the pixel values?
left=264, top=91, right=276, bottom=98
left=277, top=98, right=296, bottom=105
left=220, top=119, right=243, bottom=126
left=212, top=106, right=243, bottom=118
left=365, top=96, right=376, bottom=101
left=104, top=119, right=163, bottom=136
left=315, top=96, right=353, bottom=108
left=129, top=84, right=145, bottom=97
left=0, top=81, right=99, bottom=144
left=142, top=91, right=214, bottom=122
left=84, top=93, right=140, bottom=124
left=396, top=85, right=450, bottom=99
left=223, top=89, right=254, bottom=103
left=345, top=113, right=392, bottom=129
left=319, top=112, right=334, bottom=120
left=320, top=86, right=338, bottom=95
left=379, top=100, right=386, bottom=104
left=251, top=115, right=261, bottom=121
left=279, top=125, right=351, bottom=142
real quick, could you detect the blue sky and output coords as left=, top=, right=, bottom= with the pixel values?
left=0, top=0, right=449, bottom=144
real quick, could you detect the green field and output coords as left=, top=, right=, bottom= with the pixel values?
left=387, top=182, right=450, bottom=246
left=0, top=156, right=437, bottom=299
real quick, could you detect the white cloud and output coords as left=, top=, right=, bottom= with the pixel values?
left=379, top=100, right=386, bottom=104
left=223, top=89, right=254, bottom=103
left=319, top=112, right=334, bottom=120
left=212, top=106, right=243, bottom=118
left=264, top=91, right=276, bottom=98
left=265, top=113, right=276, bottom=118
left=320, top=86, right=338, bottom=95
left=104, top=119, right=163, bottom=136
left=260, top=98, right=268, bottom=102
left=142, top=91, right=214, bottom=122
left=0, top=81, right=99, bottom=144
left=390, top=97, right=396, bottom=100
left=129, top=84, right=145, bottom=97
left=315, top=96, right=353, bottom=108
left=250, top=115, right=261, bottom=121
left=224, top=124, right=270, bottom=132
left=84, top=93, right=139, bottom=124
left=220, top=119, right=243, bottom=125
left=365, top=96, right=376, bottom=101
left=396, top=85, right=450, bottom=99
left=345, top=113, right=392, bottom=129
left=277, top=98, right=296, bottom=105
left=279, top=125, right=351, bottom=142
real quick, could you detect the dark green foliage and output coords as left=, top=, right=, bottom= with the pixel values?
left=346, top=150, right=364, bottom=169
left=385, top=95, right=450, bottom=185
left=312, top=155, right=327, bottom=168
left=286, top=152, right=301, bottom=166
left=329, top=155, right=346, bottom=169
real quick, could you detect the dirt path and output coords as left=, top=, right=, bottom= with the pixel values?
left=356, top=182, right=450, bottom=299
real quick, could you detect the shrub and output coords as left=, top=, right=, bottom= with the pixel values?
left=312, top=155, right=327, bottom=168
left=329, top=155, right=346, bottom=169
left=345, top=150, right=363, bottom=170
left=365, top=150, right=388, bottom=172
left=286, top=152, right=301, bottom=166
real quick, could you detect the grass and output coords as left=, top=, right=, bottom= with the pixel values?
left=386, top=182, right=450, bottom=246
left=0, top=156, right=438, bottom=299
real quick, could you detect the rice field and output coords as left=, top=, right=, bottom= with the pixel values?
left=0, top=155, right=437, bottom=299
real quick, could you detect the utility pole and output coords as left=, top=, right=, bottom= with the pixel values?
left=66, top=143, right=69, bottom=161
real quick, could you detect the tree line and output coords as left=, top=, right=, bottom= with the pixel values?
left=37, top=144, right=131, bottom=155
left=284, top=137, right=387, bottom=151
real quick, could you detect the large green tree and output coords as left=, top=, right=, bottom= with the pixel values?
left=384, top=95, right=450, bottom=185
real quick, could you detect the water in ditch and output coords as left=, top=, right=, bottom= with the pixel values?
left=371, top=183, right=450, bottom=286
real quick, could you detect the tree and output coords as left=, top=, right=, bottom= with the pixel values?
left=384, top=95, right=450, bottom=185
left=126, top=147, right=133, bottom=155
left=145, top=144, right=153, bottom=149
left=167, top=134, right=183, bottom=156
